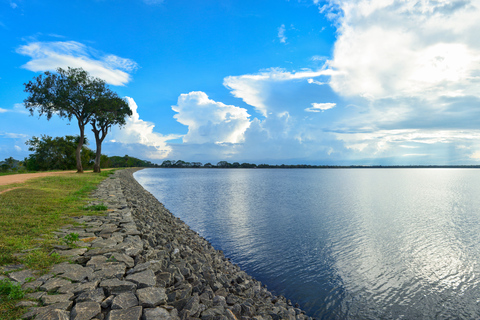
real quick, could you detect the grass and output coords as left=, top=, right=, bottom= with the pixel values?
left=0, top=169, right=117, bottom=319
left=0, top=170, right=115, bottom=270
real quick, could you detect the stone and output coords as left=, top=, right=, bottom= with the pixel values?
left=41, top=292, right=74, bottom=305
left=51, top=263, right=94, bottom=282
left=35, top=308, right=70, bottom=320
left=108, top=253, right=135, bottom=268
left=7, top=269, right=35, bottom=284
left=71, top=301, right=101, bottom=320
left=111, top=292, right=139, bottom=310
left=22, top=280, right=43, bottom=291
left=54, top=248, right=88, bottom=256
left=100, top=279, right=137, bottom=295
left=102, top=295, right=116, bottom=308
left=92, top=262, right=126, bottom=279
left=76, top=287, right=105, bottom=303
left=136, top=287, right=167, bottom=308
left=86, top=255, right=109, bottom=269
left=107, top=306, right=143, bottom=320
left=143, top=307, right=173, bottom=320
left=15, top=300, right=38, bottom=308
left=125, top=269, right=156, bottom=288
left=180, top=293, right=200, bottom=318
left=40, top=278, right=71, bottom=292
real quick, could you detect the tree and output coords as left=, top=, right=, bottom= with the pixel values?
left=90, top=92, right=131, bottom=172
left=24, top=67, right=108, bottom=173
left=24, top=135, right=94, bottom=171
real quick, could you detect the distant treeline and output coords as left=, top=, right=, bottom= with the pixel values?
left=158, top=160, right=480, bottom=169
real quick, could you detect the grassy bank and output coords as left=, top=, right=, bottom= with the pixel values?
left=0, top=170, right=115, bottom=318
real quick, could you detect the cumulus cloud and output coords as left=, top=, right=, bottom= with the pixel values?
left=305, top=103, right=336, bottom=112
left=109, top=97, right=181, bottom=159
left=172, top=91, right=251, bottom=144
left=17, top=41, right=138, bottom=86
left=0, top=103, right=29, bottom=114
left=224, top=68, right=336, bottom=117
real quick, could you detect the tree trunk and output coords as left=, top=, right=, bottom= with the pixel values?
left=76, top=124, right=84, bottom=173
left=93, top=132, right=102, bottom=173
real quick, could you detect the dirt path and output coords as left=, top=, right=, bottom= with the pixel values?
left=0, top=171, right=77, bottom=187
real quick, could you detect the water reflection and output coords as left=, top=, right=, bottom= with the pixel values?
left=134, top=168, right=480, bottom=319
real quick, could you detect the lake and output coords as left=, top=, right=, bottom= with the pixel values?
left=134, top=168, right=480, bottom=319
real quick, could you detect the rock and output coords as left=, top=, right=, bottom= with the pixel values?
left=76, top=288, right=105, bottom=303
left=40, top=277, right=71, bottom=292
left=136, top=287, right=167, bottom=307
left=7, top=269, right=35, bottom=284
left=41, top=292, right=74, bottom=305
left=108, top=253, right=135, bottom=268
left=107, top=306, right=143, bottom=320
left=51, top=263, right=94, bottom=282
left=35, top=308, right=70, bottom=320
left=54, top=248, right=88, bottom=256
left=71, top=301, right=101, bottom=320
left=143, top=307, right=173, bottom=320
left=111, top=292, right=139, bottom=310
left=125, top=269, right=156, bottom=288
left=92, top=262, right=126, bottom=279
left=100, top=279, right=137, bottom=295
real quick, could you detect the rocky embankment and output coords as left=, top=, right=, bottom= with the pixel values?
left=8, top=168, right=312, bottom=320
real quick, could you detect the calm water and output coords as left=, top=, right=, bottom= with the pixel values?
left=134, top=168, right=480, bottom=319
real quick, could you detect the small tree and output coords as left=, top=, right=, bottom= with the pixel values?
left=24, top=67, right=108, bottom=173
left=90, top=92, right=131, bottom=172
left=24, top=135, right=94, bottom=171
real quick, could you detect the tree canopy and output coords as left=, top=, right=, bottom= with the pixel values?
left=23, top=67, right=124, bottom=173
left=90, top=92, right=131, bottom=172
left=24, top=135, right=94, bottom=171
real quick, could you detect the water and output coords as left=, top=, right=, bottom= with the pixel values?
left=134, top=168, right=480, bottom=319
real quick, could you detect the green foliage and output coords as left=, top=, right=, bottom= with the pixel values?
left=23, top=67, right=125, bottom=173
left=0, top=279, right=25, bottom=301
left=63, top=233, right=80, bottom=247
left=23, top=135, right=94, bottom=171
left=108, top=155, right=158, bottom=168
left=0, top=157, right=25, bottom=173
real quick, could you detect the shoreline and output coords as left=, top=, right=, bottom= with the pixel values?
left=9, top=168, right=311, bottom=320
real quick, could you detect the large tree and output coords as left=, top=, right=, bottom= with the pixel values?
left=24, top=67, right=107, bottom=173
left=90, top=92, right=131, bottom=172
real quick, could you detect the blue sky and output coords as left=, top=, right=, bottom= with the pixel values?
left=2, top=0, right=480, bottom=165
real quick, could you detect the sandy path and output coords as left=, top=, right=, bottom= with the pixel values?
left=0, top=171, right=77, bottom=187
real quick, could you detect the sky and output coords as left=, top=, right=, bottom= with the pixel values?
left=2, top=0, right=480, bottom=165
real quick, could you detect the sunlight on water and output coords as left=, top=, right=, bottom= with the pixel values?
left=134, top=168, right=480, bottom=319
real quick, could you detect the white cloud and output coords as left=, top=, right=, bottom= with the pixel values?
left=14, top=145, right=21, bottom=151
left=327, top=0, right=480, bottom=100
left=17, top=41, right=138, bottom=86
left=0, top=103, right=29, bottom=114
left=278, top=24, right=287, bottom=44
left=109, top=97, right=180, bottom=159
left=305, top=102, right=336, bottom=112
left=0, top=108, right=7, bottom=113
left=224, top=68, right=336, bottom=116
left=172, top=91, right=251, bottom=144
left=10, top=2, right=17, bottom=9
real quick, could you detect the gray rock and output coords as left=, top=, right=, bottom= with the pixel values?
left=71, top=301, right=101, bottom=320
left=54, top=248, right=88, bottom=256
left=181, top=293, right=201, bottom=318
left=92, top=262, right=126, bottom=280
left=15, top=300, right=38, bottom=308
left=86, top=255, right=109, bottom=269
left=40, top=278, right=71, bottom=292
left=76, top=287, right=105, bottom=303
left=112, top=292, right=139, bottom=310
left=100, top=279, right=137, bottom=295
left=125, top=269, right=156, bottom=288
left=107, top=306, right=143, bottom=320
left=143, top=307, right=172, bottom=320
left=7, top=269, right=35, bottom=284
left=102, top=295, right=116, bottom=308
left=51, top=263, right=94, bottom=282
left=108, top=253, right=135, bottom=268
left=41, top=292, right=74, bottom=305
left=136, top=287, right=167, bottom=307
left=22, top=279, right=43, bottom=291
left=35, top=308, right=70, bottom=320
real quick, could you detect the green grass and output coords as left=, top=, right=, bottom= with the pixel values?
left=0, top=171, right=112, bottom=270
